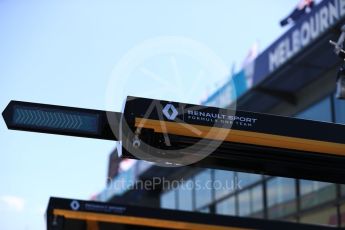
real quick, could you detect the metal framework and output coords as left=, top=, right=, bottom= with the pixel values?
left=45, top=197, right=335, bottom=230
left=4, top=96, right=345, bottom=228
left=4, top=96, right=345, bottom=183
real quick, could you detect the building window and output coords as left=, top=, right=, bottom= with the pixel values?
left=216, top=196, right=235, bottom=216
left=267, top=177, right=296, bottom=219
left=160, top=189, right=176, bottom=210
left=214, top=169, right=234, bottom=200
left=237, top=184, right=263, bottom=218
left=177, top=179, right=193, bottom=211
left=237, top=172, right=262, bottom=188
left=251, top=185, right=263, bottom=217
left=296, top=97, right=332, bottom=122
left=341, top=184, right=345, bottom=197
left=334, top=95, right=345, bottom=123
left=238, top=190, right=251, bottom=216
left=198, top=206, right=210, bottom=213
left=194, top=169, right=212, bottom=209
left=300, top=206, right=338, bottom=227
left=300, top=180, right=336, bottom=210
left=341, top=203, right=345, bottom=227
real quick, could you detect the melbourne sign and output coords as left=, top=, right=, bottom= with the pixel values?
left=253, top=0, right=345, bottom=84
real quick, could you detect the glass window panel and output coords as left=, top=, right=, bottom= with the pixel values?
left=300, top=180, right=331, bottom=194
left=284, top=217, right=298, bottom=223
left=300, top=206, right=338, bottom=227
left=238, top=190, right=251, bottom=216
left=195, top=169, right=212, bottom=209
left=178, top=179, right=193, bottom=211
left=251, top=185, right=263, bottom=215
left=334, top=94, right=345, bottom=123
left=267, top=177, right=296, bottom=219
left=160, top=189, right=176, bottom=210
left=296, top=97, right=332, bottom=122
left=198, top=207, right=210, bottom=213
left=300, top=180, right=336, bottom=210
left=341, top=184, right=345, bottom=197
left=340, top=202, right=345, bottom=227
left=238, top=185, right=263, bottom=218
left=216, top=196, right=235, bottom=216
left=214, top=169, right=234, bottom=200
left=237, top=172, right=262, bottom=188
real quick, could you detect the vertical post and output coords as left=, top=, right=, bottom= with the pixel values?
left=296, top=179, right=301, bottom=222
left=263, top=175, right=268, bottom=219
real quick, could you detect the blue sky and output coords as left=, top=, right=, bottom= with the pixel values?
left=0, top=0, right=304, bottom=229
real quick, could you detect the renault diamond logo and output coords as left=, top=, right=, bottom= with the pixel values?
left=70, top=200, right=80, bottom=211
left=162, top=104, right=178, bottom=120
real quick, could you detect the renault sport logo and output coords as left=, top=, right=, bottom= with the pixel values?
left=162, top=104, right=178, bottom=120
